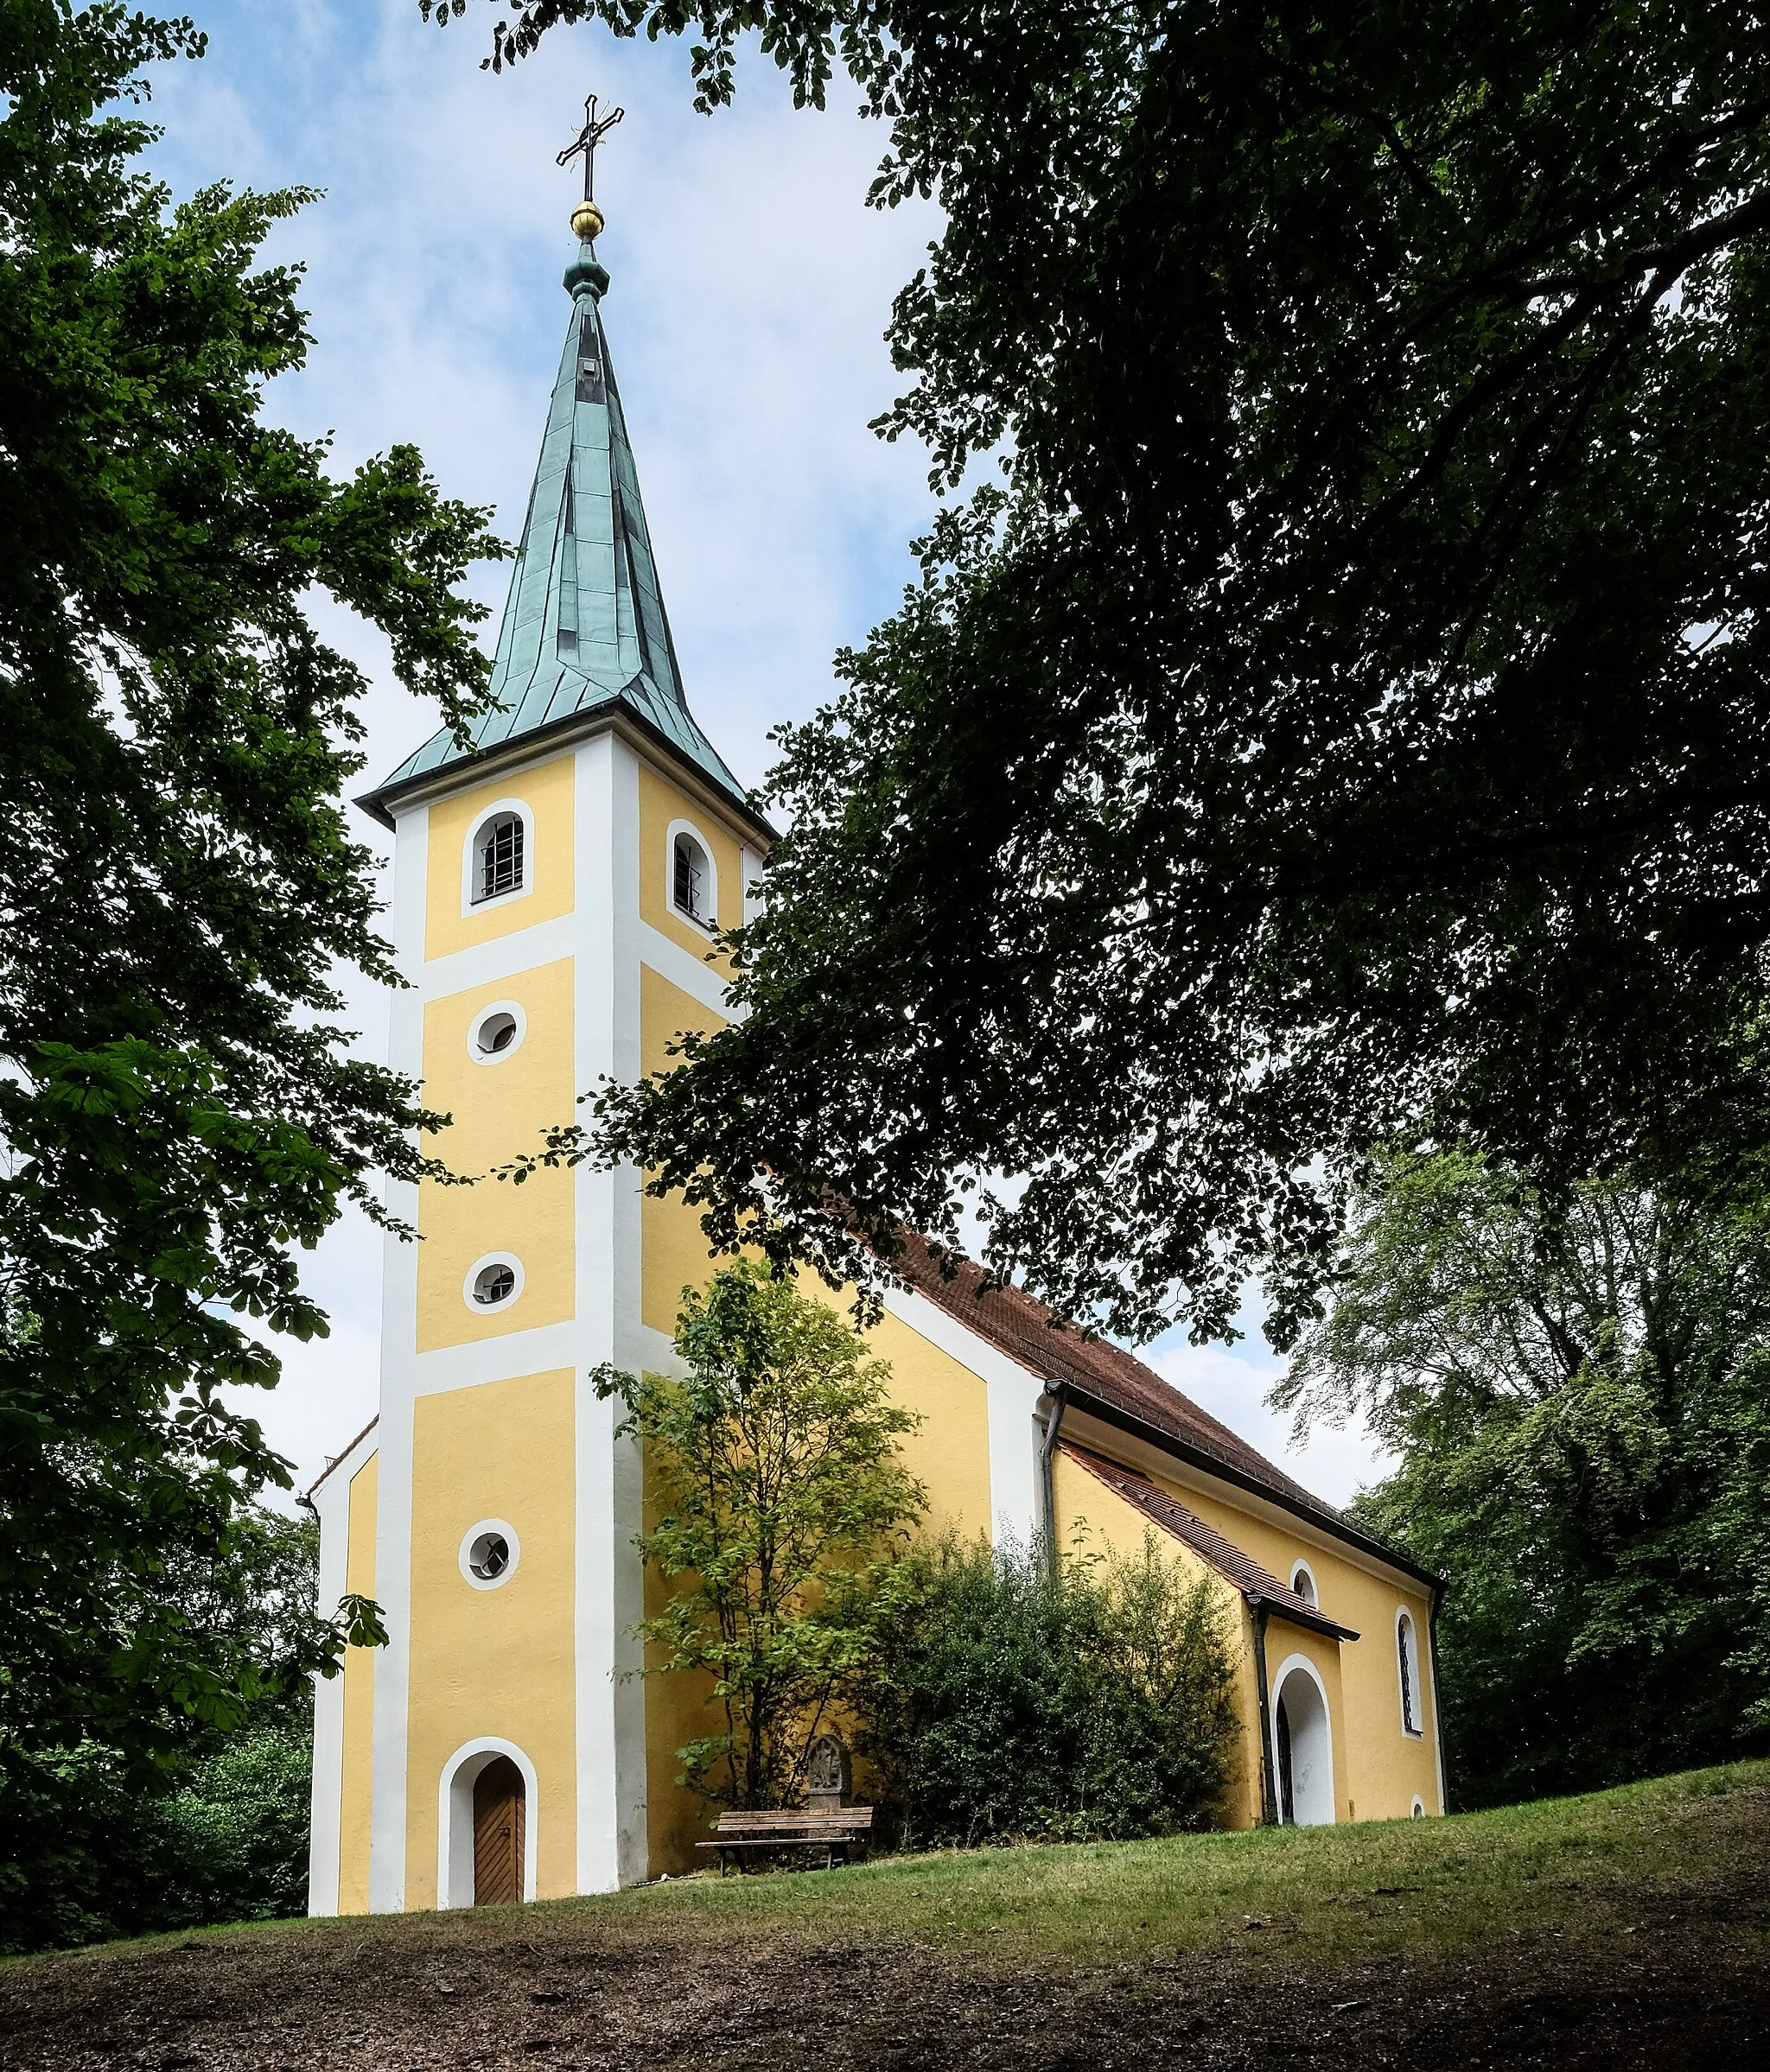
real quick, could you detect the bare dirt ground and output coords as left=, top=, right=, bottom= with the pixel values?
left=4, top=1771, right=1766, bottom=2070
left=2, top=1911, right=1765, bottom=2070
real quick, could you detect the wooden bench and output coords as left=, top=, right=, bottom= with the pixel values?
left=695, top=1807, right=875, bottom=1873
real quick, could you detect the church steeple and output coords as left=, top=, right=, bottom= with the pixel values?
left=364, top=183, right=747, bottom=820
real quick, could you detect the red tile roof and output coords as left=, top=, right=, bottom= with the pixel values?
left=1060, top=1442, right=1358, bottom=1641
left=889, top=1231, right=1436, bottom=1588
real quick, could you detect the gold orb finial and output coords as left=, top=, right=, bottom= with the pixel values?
left=571, top=198, right=605, bottom=244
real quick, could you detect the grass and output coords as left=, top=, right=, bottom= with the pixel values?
left=32, top=1758, right=1769, bottom=1977
left=610, top=1758, right=1770, bottom=1966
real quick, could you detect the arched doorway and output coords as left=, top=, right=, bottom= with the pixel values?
left=473, top=1756, right=525, bottom=1905
left=437, top=1739, right=538, bottom=1908
left=1271, top=1660, right=1335, bottom=1825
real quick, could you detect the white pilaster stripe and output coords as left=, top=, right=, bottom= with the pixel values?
left=417, top=912, right=582, bottom=1003
left=305, top=1433, right=361, bottom=1916
left=366, top=799, right=430, bottom=1914
left=638, top=921, right=735, bottom=1020
left=607, top=735, right=651, bottom=1890
left=574, top=731, right=616, bottom=1895
left=879, top=1282, right=1046, bottom=1548
left=409, top=1320, right=586, bottom=1398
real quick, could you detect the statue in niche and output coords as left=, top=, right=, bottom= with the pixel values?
left=805, top=1732, right=851, bottom=1810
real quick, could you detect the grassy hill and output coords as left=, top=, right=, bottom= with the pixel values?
left=3, top=1761, right=1766, bottom=2069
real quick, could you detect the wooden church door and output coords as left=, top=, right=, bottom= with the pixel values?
left=473, top=1757, right=525, bottom=1905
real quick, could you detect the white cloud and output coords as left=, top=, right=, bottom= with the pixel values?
left=138, top=4, right=939, bottom=1498
left=1140, top=1331, right=1395, bottom=1512
left=137, top=10, right=1386, bottom=1529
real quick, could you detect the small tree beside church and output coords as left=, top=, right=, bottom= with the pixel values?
left=596, top=1263, right=926, bottom=1811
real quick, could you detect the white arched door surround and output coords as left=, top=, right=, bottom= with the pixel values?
left=437, top=1738, right=539, bottom=1907
left=1270, top=1655, right=1336, bottom=1827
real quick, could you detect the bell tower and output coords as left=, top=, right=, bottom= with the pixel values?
left=305, top=145, right=770, bottom=1914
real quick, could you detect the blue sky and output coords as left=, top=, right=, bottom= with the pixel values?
left=143, top=2, right=1388, bottom=1505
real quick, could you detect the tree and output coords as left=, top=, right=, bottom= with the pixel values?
left=1, top=0, right=496, bottom=1822
left=0, top=1504, right=349, bottom=1954
left=861, top=1530, right=1239, bottom=1847
left=598, top=1262, right=926, bottom=1810
left=441, top=0, right=1770, bottom=1348
left=1276, top=1152, right=1770, bottom=1807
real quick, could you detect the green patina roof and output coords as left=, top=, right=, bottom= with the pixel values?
left=362, top=239, right=751, bottom=823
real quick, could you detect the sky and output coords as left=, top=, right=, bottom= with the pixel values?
left=141, top=0, right=1391, bottom=1509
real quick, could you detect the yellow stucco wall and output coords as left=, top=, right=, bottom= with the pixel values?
left=637, top=758, right=745, bottom=970
left=640, top=1448, right=723, bottom=1877
left=637, top=955, right=998, bottom=1869
left=845, top=1300, right=993, bottom=1542
left=639, top=962, right=726, bottom=1340
left=424, top=753, right=576, bottom=962
left=404, top=1370, right=578, bottom=1907
left=336, top=1452, right=379, bottom=1914
left=1156, top=1474, right=1441, bottom=1820
left=416, top=958, right=577, bottom=1352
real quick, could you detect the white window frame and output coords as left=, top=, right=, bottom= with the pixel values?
left=462, top=1251, right=525, bottom=1315
left=1396, top=1606, right=1423, bottom=1738
left=665, top=817, right=718, bottom=931
left=458, top=1517, right=521, bottom=1592
left=436, top=1738, right=539, bottom=1907
left=1289, top=1559, right=1319, bottom=1608
left=462, top=798, right=536, bottom=917
left=467, top=999, right=528, bottom=1066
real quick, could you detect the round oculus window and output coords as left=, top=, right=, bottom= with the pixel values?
left=462, top=1253, right=524, bottom=1312
left=459, top=1518, right=520, bottom=1590
left=468, top=1001, right=526, bottom=1064
left=474, top=1263, right=515, bottom=1306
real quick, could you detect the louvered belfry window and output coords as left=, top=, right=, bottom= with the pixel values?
left=673, top=832, right=706, bottom=921
left=476, top=813, right=525, bottom=903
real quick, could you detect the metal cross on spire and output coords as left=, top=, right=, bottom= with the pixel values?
left=557, top=93, right=625, bottom=207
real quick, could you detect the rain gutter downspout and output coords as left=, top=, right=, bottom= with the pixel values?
left=1428, top=1580, right=1449, bottom=1815
left=1251, top=1598, right=1278, bottom=1827
left=1037, top=1380, right=1068, bottom=1573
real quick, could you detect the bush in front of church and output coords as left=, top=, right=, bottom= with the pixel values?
left=861, top=1531, right=1239, bottom=1847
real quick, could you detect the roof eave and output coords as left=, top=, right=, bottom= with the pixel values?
left=1063, top=1382, right=1446, bottom=1593
left=354, top=697, right=778, bottom=845
left=1248, top=1593, right=1359, bottom=1643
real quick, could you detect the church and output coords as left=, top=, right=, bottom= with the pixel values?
left=306, top=177, right=1446, bottom=1916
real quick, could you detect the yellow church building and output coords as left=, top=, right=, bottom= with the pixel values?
left=306, top=192, right=1446, bottom=1916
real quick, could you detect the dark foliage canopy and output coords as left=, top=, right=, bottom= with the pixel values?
left=445, top=0, right=1770, bottom=1348
left=2, top=0, right=495, bottom=1797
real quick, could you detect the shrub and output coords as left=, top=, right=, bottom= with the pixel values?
left=863, top=1532, right=1238, bottom=1846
